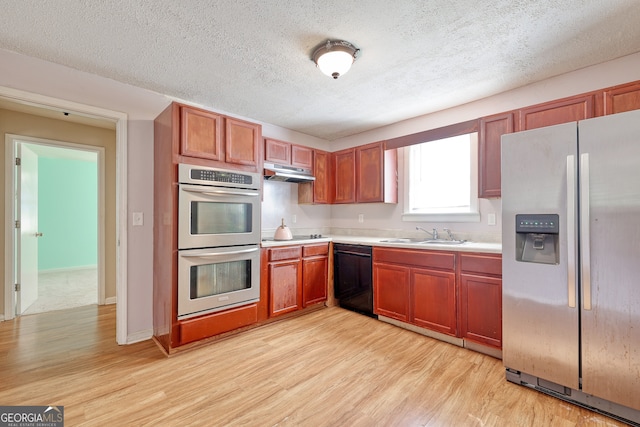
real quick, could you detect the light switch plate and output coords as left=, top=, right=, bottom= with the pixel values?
left=133, top=212, right=144, bottom=226
left=488, top=213, right=496, bottom=226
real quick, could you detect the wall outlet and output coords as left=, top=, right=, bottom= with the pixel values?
left=133, top=212, right=144, bottom=226
left=292, top=214, right=297, bottom=224
left=487, top=213, right=496, bottom=226
left=358, top=214, right=364, bottom=223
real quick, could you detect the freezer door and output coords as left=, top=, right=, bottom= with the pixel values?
left=578, top=109, right=640, bottom=411
left=501, top=122, right=580, bottom=389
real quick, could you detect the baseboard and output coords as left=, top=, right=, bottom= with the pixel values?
left=378, top=315, right=465, bottom=347
left=105, top=297, right=116, bottom=305
left=39, top=265, right=98, bottom=273
left=0, top=314, right=4, bottom=322
left=127, top=329, right=153, bottom=344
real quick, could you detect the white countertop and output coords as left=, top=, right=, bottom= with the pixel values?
left=261, top=235, right=502, bottom=254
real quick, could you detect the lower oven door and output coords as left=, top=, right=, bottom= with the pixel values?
left=178, top=245, right=260, bottom=319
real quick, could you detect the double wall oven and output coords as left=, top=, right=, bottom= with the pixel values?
left=177, top=163, right=261, bottom=319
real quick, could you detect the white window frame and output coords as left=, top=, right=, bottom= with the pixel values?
left=401, top=132, right=480, bottom=223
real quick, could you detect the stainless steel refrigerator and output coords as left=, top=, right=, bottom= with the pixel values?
left=501, top=108, right=640, bottom=425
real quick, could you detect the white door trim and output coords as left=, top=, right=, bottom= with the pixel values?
left=0, top=86, right=128, bottom=345
left=6, top=135, right=106, bottom=311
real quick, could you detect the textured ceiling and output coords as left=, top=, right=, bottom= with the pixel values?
left=1, top=1, right=639, bottom=141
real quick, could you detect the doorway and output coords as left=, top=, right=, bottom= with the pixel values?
left=0, top=87, right=128, bottom=344
left=7, top=136, right=105, bottom=316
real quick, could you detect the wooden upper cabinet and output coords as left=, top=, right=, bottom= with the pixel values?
left=291, top=145, right=313, bottom=169
left=478, top=112, right=514, bottom=199
left=333, top=142, right=397, bottom=204
left=225, top=117, right=261, bottom=168
left=180, top=105, right=223, bottom=161
left=264, top=138, right=313, bottom=169
left=333, top=148, right=357, bottom=204
left=299, top=149, right=332, bottom=205
left=597, top=81, right=640, bottom=116
left=517, top=93, right=595, bottom=131
left=177, top=103, right=261, bottom=171
left=357, top=142, right=384, bottom=203
left=264, top=138, right=290, bottom=164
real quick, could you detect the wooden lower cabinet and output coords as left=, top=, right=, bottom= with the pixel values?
left=265, top=243, right=329, bottom=318
left=374, top=263, right=410, bottom=322
left=373, top=248, right=456, bottom=336
left=269, top=258, right=302, bottom=317
left=412, top=268, right=456, bottom=335
left=458, top=253, right=502, bottom=349
left=302, top=244, right=329, bottom=306
left=179, top=304, right=258, bottom=346
left=374, top=248, right=502, bottom=349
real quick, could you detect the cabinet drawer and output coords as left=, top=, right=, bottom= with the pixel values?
left=269, top=246, right=302, bottom=261
left=373, top=248, right=455, bottom=271
left=179, top=303, right=258, bottom=345
left=459, top=253, right=502, bottom=276
left=303, top=243, right=329, bottom=257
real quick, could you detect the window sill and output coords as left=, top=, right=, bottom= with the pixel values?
left=402, top=212, right=481, bottom=223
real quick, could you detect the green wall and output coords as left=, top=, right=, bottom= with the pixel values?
left=38, top=157, right=97, bottom=270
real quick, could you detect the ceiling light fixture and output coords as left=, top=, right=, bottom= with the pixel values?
left=312, top=40, right=360, bottom=79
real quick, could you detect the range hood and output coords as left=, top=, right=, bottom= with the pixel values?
left=263, top=162, right=315, bottom=183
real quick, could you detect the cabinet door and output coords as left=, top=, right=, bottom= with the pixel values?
left=299, top=149, right=332, bottom=204
left=459, top=273, right=502, bottom=348
left=411, top=268, right=456, bottom=336
left=333, top=149, right=356, bottom=204
left=180, top=106, right=223, bottom=160
left=302, top=256, right=328, bottom=307
left=478, top=112, right=514, bottom=199
left=314, top=149, right=332, bottom=204
left=373, top=263, right=410, bottom=322
left=598, top=81, right=640, bottom=116
left=291, top=145, right=313, bottom=169
left=225, top=117, right=261, bottom=168
left=356, top=143, right=383, bottom=203
left=269, top=260, right=302, bottom=317
left=518, top=93, right=595, bottom=131
left=264, top=138, right=290, bottom=164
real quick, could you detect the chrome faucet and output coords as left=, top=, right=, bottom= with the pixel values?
left=443, top=228, right=455, bottom=241
left=416, top=226, right=438, bottom=239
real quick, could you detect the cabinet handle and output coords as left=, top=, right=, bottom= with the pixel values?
left=566, top=155, right=576, bottom=309
left=580, top=153, right=592, bottom=311
left=183, top=187, right=259, bottom=197
left=180, top=247, right=258, bottom=257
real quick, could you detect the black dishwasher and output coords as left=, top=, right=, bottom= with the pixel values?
left=333, top=244, right=375, bottom=318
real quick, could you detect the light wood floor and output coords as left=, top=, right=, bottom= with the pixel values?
left=0, top=305, right=628, bottom=426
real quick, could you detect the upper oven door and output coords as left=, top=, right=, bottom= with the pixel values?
left=179, top=183, right=261, bottom=249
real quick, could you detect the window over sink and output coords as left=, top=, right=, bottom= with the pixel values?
left=402, top=132, right=480, bottom=223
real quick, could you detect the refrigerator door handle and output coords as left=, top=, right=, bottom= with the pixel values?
left=580, top=153, right=592, bottom=310
left=566, top=155, right=577, bottom=308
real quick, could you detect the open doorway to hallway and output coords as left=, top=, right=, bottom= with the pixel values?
left=0, top=87, right=128, bottom=344
left=20, top=141, right=101, bottom=315
left=9, top=137, right=105, bottom=317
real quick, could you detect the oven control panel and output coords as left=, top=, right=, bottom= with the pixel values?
left=178, top=163, right=260, bottom=189
left=191, top=169, right=252, bottom=185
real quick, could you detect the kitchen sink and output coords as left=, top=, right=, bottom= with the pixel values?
left=379, top=238, right=467, bottom=245
left=419, top=239, right=467, bottom=245
left=379, top=238, right=426, bottom=243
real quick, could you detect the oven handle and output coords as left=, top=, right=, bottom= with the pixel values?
left=182, top=187, right=260, bottom=197
left=180, top=247, right=259, bottom=257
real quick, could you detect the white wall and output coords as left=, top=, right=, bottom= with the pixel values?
left=261, top=181, right=331, bottom=238
left=324, top=52, right=640, bottom=242
left=2, top=46, right=639, bottom=340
